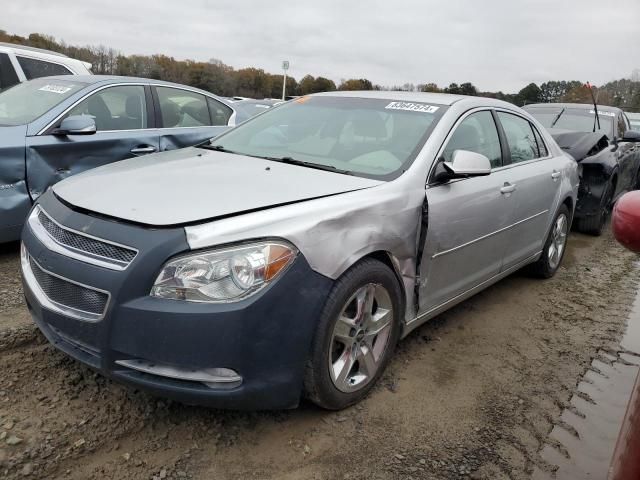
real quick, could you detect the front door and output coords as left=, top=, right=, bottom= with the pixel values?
left=25, top=84, right=159, bottom=200
left=419, top=110, right=515, bottom=313
left=153, top=86, right=232, bottom=152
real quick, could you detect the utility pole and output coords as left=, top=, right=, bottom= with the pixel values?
left=282, top=60, right=290, bottom=101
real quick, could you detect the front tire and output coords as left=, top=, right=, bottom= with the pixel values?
left=304, top=259, right=403, bottom=410
left=528, top=204, right=570, bottom=278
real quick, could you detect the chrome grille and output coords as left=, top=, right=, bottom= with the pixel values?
left=29, top=256, right=108, bottom=316
left=38, top=210, right=136, bottom=265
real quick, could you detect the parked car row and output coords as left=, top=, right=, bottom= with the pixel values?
left=1, top=45, right=639, bottom=409
left=18, top=91, right=581, bottom=409
left=0, top=75, right=257, bottom=243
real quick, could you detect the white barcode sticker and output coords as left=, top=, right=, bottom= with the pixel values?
left=39, top=84, right=72, bottom=94
left=385, top=101, right=439, bottom=113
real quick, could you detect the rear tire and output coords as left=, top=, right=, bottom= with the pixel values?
left=528, top=204, right=570, bottom=278
left=576, top=180, right=614, bottom=236
left=304, top=259, right=403, bottom=410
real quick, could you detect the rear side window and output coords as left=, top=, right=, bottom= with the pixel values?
left=64, top=85, right=148, bottom=131
left=532, top=125, right=548, bottom=157
left=442, top=110, right=502, bottom=168
left=497, top=112, right=538, bottom=163
left=207, top=97, right=233, bottom=126
left=17, top=56, right=72, bottom=80
left=157, top=87, right=211, bottom=128
left=0, top=53, right=19, bottom=91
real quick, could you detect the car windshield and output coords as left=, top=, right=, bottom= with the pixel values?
left=0, top=78, right=86, bottom=126
left=204, top=96, right=446, bottom=179
left=527, top=107, right=614, bottom=137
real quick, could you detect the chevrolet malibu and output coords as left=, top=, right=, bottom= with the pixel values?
left=21, top=92, right=578, bottom=410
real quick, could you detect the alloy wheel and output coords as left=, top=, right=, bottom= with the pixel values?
left=548, top=213, right=568, bottom=270
left=329, top=283, right=394, bottom=393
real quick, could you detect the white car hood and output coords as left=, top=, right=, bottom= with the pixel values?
left=52, top=147, right=383, bottom=226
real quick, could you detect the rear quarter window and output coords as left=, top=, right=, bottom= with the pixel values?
left=17, top=56, right=72, bottom=80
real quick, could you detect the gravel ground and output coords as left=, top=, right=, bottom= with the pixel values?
left=0, top=229, right=638, bottom=480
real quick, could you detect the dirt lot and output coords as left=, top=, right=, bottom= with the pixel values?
left=0, top=230, right=638, bottom=480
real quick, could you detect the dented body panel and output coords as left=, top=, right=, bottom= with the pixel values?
left=525, top=104, right=640, bottom=221
left=0, top=125, right=29, bottom=242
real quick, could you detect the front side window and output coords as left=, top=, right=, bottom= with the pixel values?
left=64, top=85, right=148, bottom=131
left=0, top=53, right=19, bottom=91
left=17, top=56, right=72, bottom=80
left=157, top=87, right=211, bottom=128
left=442, top=111, right=502, bottom=168
left=497, top=112, right=538, bottom=163
left=204, top=96, right=447, bottom=179
left=0, top=78, right=85, bottom=126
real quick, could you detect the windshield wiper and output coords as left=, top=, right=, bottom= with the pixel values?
left=259, top=156, right=353, bottom=175
left=199, top=144, right=240, bottom=154
left=550, top=108, right=565, bottom=128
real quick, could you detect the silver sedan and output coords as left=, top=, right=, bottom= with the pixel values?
left=21, top=91, right=578, bottom=410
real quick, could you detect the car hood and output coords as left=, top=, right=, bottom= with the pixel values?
left=52, top=147, right=384, bottom=226
left=548, top=128, right=609, bottom=161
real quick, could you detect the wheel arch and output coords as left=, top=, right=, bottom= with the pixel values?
left=352, top=250, right=408, bottom=320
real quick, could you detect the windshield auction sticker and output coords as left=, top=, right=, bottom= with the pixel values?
left=38, top=84, right=72, bottom=94
left=385, top=101, right=439, bottom=113
left=589, top=110, right=615, bottom=117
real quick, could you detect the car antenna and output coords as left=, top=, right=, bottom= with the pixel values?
left=586, top=82, right=601, bottom=132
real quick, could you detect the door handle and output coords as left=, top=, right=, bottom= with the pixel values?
left=551, top=170, right=561, bottom=180
left=500, top=183, right=516, bottom=195
left=130, top=146, right=156, bottom=155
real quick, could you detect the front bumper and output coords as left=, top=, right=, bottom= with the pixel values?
left=21, top=191, right=333, bottom=409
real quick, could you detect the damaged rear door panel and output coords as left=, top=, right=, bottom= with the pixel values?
left=0, top=125, right=29, bottom=242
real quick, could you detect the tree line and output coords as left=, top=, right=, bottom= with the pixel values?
left=2, top=30, right=639, bottom=111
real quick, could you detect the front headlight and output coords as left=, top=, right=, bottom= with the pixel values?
left=151, top=241, right=298, bottom=303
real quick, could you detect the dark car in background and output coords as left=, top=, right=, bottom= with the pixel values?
left=0, top=75, right=246, bottom=243
left=524, top=103, right=640, bottom=235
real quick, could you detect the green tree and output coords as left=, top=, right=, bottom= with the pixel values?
left=516, top=83, right=542, bottom=106
left=338, top=78, right=373, bottom=91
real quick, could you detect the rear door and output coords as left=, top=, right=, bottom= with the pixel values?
left=495, top=111, right=562, bottom=269
left=25, top=83, right=159, bottom=199
left=152, top=86, right=234, bottom=152
left=420, top=109, right=516, bottom=312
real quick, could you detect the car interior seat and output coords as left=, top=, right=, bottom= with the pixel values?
left=86, top=95, right=113, bottom=131
left=160, top=99, right=181, bottom=128
left=122, top=95, right=144, bottom=129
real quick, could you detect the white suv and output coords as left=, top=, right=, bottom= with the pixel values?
left=0, top=42, right=92, bottom=91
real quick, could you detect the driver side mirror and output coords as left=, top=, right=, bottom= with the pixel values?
left=434, top=150, right=492, bottom=182
left=622, top=130, right=640, bottom=142
left=52, top=115, right=97, bottom=136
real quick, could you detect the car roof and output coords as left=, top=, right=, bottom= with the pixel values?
left=0, top=42, right=69, bottom=58
left=38, top=75, right=228, bottom=100
left=525, top=103, right=623, bottom=114
left=313, top=90, right=517, bottom=109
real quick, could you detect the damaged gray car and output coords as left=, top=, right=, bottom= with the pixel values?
left=0, top=75, right=240, bottom=242
left=21, top=92, right=578, bottom=410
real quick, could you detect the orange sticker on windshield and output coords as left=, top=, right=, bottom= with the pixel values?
left=294, top=96, right=311, bottom=104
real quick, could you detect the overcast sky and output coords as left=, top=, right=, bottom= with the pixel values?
left=4, top=0, right=639, bottom=92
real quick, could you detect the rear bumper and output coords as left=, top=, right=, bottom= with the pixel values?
left=21, top=191, right=333, bottom=409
